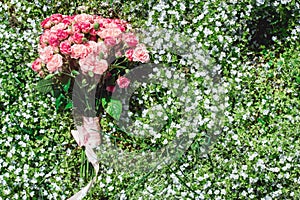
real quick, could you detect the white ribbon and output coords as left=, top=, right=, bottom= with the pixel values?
left=68, top=117, right=101, bottom=200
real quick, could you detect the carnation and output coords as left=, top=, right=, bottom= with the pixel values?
left=46, top=54, right=63, bottom=73
left=31, top=58, right=43, bottom=72
left=71, top=44, right=89, bottom=59
left=74, top=14, right=93, bottom=23
left=59, top=41, right=71, bottom=55
left=50, top=14, right=63, bottom=24
left=133, top=44, right=150, bottom=63
left=116, top=76, right=130, bottom=88
left=39, top=46, right=54, bottom=63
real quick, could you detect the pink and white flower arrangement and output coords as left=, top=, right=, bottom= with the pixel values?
left=32, top=13, right=150, bottom=78
left=31, top=13, right=151, bottom=200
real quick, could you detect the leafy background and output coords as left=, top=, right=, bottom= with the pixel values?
left=0, top=0, right=299, bottom=199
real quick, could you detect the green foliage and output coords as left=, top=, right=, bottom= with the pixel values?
left=0, top=0, right=299, bottom=199
left=104, top=99, right=122, bottom=120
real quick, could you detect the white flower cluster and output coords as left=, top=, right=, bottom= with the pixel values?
left=0, top=0, right=299, bottom=199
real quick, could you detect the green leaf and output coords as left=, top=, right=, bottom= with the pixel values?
left=36, top=79, right=53, bottom=94
left=257, top=118, right=266, bottom=125
left=63, top=79, right=71, bottom=92
left=65, top=101, right=73, bottom=110
left=45, top=74, right=55, bottom=80
left=296, top=76, right=300, bottom=84
left=71, top=70, right=80, bottom=76
left=101, top=98, right=107, bottom=107
left=55, top=94, right=65, bottom=110
left=105, top=99, right=122, bottom=120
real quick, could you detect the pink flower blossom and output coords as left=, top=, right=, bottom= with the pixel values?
left=117, top=25, right=126, bottom=32
left=71, top=44, right=89, bottom=59
left=97, top=28, right=122, bottom=39
left=50, top=14, right=63, bottom=24
left=56, top=29, right=69, bottom=40
left=46, top=54, right=63, bottom=73
left=31, top=58, right=43, bottom=72
left=39, top=30, right=51, bottom=47
left=79, top=21, right=91, bottom=33
left=93, top=59, right=108, bottom=75
left=86, top=41, right=108, bottom=58
left=38, top=71, right=44, bottom=77
left=123, top=33, right=138, bottom=47
left=125, top=49, right=134, bottom=61
left=59, top=41, right=71, bottom=54
left=71, top=23, right=81, bottom=33
left=50, top=23, right=67, bottom=32
left=72, top=32, right=84, bottom=44
left=115, top=51, right=122, bottom=57
left=62, top=16, right=73, bottom=25
left=74, top=14, right=93, bottom=23
left=104, top=36, right=117, bottom=46
left=133, top=44, right=150, bottom=63
left=41, top=17, right=52, bottom=29
left=39, top=46, right=54, bottom=63
left=117, top=76, right=130, bottom=88
left=39, top=35, right=47, bottom=48
left=48, top=34, right=59, bottom=47
left=79, top=53, right=108, bottom=75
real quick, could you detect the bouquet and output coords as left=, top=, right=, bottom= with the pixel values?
left=31, top=13, right=150, bottom=199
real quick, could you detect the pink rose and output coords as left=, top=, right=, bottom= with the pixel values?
left=104, top=36, right=117, bottom=46
left=74, top=14, right=93, bottom=23
left=123, top=33, right=138, bottom=47
left=31, top=58, right=43, bottom=72
left=125, top=49, right=134, bottom=61
left=79, top=22, right=91, bottom=33
left=41, top=17, right=52, bottom=29
left=50, top=14, right=63, bottom=24
left=56, top=29, right=69, bottom=40
left=59, top=41, right=71, bottom=54
left=71, top=44, right=89, bottom=59
left=72, top=32, right=84, bottom=44
left=39, top=46, right=54, bottom=62
left=117, top=76, right=130, bottom=88
left=46, top=54, right=63, bottom=73
left=48, top=34, right=59, bottom=47
left=97, top=28, right=122, bottom=39
left=106, top=85, right=116, bottom=93
left=133, top=44, right=150, bottom=63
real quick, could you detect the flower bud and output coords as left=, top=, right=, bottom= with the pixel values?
left=93, top=23, right=100, bottom=30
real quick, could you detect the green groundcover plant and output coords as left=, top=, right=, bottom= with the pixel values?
left=0, top=0, right=299, bottom=199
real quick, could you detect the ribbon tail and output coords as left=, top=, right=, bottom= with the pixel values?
left=68, top=117, right=101, bottom=200
left=68, top=176, right=97, bottom=200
